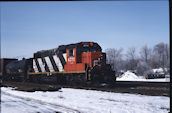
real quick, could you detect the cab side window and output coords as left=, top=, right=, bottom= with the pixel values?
left=69, top=49, right=74, bottom=57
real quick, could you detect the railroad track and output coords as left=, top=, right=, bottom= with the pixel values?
left=114, top=81, right=170, bottom=87
left=63, top=81, right=170, bottom=97
left=1, top=81, right=170, bottom=97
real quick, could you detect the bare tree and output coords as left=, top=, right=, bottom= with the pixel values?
left=152, top=42, right=169, bottom=74
left=136, top=60, right=151, bottom=76
left=126, top=47, right=138, bottom=70
left=139, top=45, right=152, bottom=64
left=105, top=42, right=169, bottom=75
left=105, top=48, right=123, bottom=71
left=164, top=43, right=170, bottom=71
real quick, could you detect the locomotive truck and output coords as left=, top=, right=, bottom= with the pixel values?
left=3, top=42, right=116, bottom=85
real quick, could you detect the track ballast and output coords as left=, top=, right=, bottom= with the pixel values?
left=1, top=81, right=170, bottom=97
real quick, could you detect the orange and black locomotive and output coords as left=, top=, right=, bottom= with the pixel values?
left=2, top=42, right=116, bottom=84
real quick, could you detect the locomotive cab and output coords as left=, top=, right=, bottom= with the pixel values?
left=64, top=42, right=104, bottom=72
left=64, top=42, right=115, bottom=83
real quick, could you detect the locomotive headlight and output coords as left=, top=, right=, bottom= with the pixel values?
left=98, top=58, right=100, bottom=61
left=18, top=69, right=23, bottom=72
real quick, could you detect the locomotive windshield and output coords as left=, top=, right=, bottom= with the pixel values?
left=78, top=42, right=102, bottom=53
left=82, top=47, right=100, bottom=53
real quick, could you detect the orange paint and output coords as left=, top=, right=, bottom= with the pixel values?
left=82, top=52, right=102, bottom=67
left=64, top=63, right=85, bottom=71
left=64, top=42, right=105, bottom=72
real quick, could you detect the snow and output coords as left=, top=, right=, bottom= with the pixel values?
left=116, top=71, right=170, bottom=82
left=1, top=87, right=170, bottom=113
left=117, top=71, right=139, bottom=81
left=1, top=93, right=58, bottom=113
left=152, top=68, right=168, bottom=74
left=153, top=68, right=164, bottom=73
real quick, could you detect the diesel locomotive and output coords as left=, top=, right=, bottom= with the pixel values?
left=2, top=42, right=116, bottom=85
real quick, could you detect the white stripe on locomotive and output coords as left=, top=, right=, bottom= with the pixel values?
left=62, top=53, right=67, bottom=62
left=53, top=55, right=64, bottom=72
left=33, top=59, right=39, bottom=72
left=44, top=56, right=55, bottom=72
left=37, top=58, right=46, bottom=72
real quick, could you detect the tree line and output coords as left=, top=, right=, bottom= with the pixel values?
left=105, top=42, right=170, bottom=76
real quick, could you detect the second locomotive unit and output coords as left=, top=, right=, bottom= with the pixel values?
left=4, top=42, right=116, bottom=84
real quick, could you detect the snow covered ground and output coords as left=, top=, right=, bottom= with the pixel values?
left=1, top=87, right=170, bottom=113
left=116, top=71, right=170, bottom=82
left=1, top=92, right=62, bottom=113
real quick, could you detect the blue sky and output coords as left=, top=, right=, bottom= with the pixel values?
left=1, top=1, right=169, bottom=58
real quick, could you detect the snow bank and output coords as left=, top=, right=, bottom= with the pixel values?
left=152, top=68, right=164, bottom=74
left=1, top=87, right=170, bottom=113
left=116, top=70, right=170, bottom=82
left=117, top=71, right=139, bottom=81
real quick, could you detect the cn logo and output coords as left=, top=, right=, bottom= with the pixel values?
left=68, top=57, right=75, bottom=62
